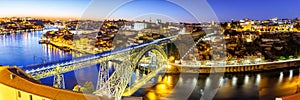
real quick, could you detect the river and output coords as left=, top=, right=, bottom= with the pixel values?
left=133, top=68, right=300, bottom=100
left=0, top=31, right=99, bottom=89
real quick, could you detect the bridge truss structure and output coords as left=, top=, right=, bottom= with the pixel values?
left=21, top=36, right=174, bottom=99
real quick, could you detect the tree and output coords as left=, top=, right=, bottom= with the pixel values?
left=72, top=84, right=81, bottom=92
left=279, top=56, right=286, bottom=60
left=81, top=81, right=95, bottom=94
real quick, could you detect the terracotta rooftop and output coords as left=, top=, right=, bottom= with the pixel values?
left=0, top=66, right=101, bottom=100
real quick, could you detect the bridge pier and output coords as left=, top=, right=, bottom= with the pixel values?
left=96, top=62, right=108, bottom=92
left=53, top=73, right=65, bottom=89
left=53, top=66, right=65, bottom=89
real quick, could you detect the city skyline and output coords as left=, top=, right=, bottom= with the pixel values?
left=0, top=0, right=299, bottom=22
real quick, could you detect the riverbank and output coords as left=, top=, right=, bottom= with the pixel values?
left=46, top=39, right=97, bottom=55
left=39, top=28, right=94, bottom=54
left=0, top=28, right=44, bottom=35
left=166, top=59, right=300, bottom=73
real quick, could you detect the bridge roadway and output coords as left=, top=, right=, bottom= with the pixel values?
left=21, top=35, right=177, bottom=79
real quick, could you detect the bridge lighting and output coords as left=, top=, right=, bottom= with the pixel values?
left=46, top=66, right=51, bottom=69
left=41, top=67, right=46, bottom=70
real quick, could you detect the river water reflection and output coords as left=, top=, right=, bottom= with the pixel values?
left=134, top=68, right=300, bottom=100
left=0, top=31, right=72, bottom=66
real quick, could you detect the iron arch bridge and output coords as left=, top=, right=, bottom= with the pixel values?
left=20, top=36, right=175, bottom=99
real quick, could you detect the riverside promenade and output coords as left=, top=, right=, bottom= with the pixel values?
left=167, top=59, right=300, bottom=73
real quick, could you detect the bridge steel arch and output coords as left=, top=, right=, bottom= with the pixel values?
left=94, top=44, right=169, bottom=99
left=131, top=44, right=169, bottom=69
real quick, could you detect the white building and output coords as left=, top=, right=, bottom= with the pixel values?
left=133, top=23, right=147, bottom=31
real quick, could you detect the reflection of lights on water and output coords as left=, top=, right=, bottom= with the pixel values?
left=232, top=76, right=237, bottom=86
left=224, top=77, right=229, bottom=82
left=27, top=32, right=31, bottom=45
left=178, top=76, right=183, bottom=83
left=205, top=77, right=211, bottom=87
left=219, top=77, right=224, bottom=86
left=256, top=74, right=261, bottom=85
left=0, top=35, right=5, bottom=46
left=23, top=33, right=27, bottom=45
left=278, top=72, right=283, bottom=83
left=158, top=84, right=166, bottom=90
left=59, top=49, right=64, bottom=58
left=289, top=70, right=293, bottom=80
left=47, top=45, right=52, bottom=61
left=147, top=92, right=156, bottom=99
left=167, top=76, right=171, bottom=83
left=161, top=75, right=174, bottom=86
left=244, top=75, right=249, bottom=85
